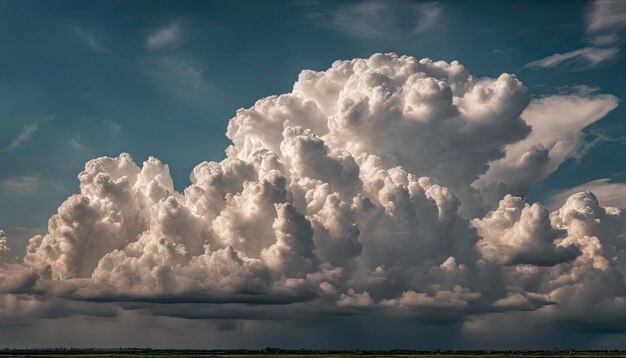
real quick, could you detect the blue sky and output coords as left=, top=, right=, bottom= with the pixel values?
left=1, top=0, right=624, bottom=251
left=1, top=0, right=626, bottom=349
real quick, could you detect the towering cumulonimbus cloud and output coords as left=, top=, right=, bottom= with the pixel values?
left=0, top=53, right=624, bottom=337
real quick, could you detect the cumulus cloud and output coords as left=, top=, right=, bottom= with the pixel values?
left=0, top=53, right=624, bottom=342
left=472, top=195, right=579, bottom=266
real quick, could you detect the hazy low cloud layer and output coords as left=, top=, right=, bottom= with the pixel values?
left=0, top=53, right=623, bottom=345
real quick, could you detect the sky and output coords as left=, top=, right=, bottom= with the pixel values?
left=1, top=0, right=626, bottom=350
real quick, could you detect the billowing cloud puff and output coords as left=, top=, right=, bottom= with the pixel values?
left=472, top=195, right=579, bottom=266
left=0, top=230, right=10, bottom=263
left=0, top=53, right=623, bottom=339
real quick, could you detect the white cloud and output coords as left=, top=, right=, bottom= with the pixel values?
left=147, top=23, right=183, bottom=50
left=1, top=115, right=55, bottom=152
left=524, top=47, right=619, bottom=70
left=69, top=136, right=88, bottom=153
left=476, top=93, right=619, bottom=205
left=327, top=2, right=388, bottom=39
left=138, top=55, right=212, bottom=99
left=5, top=226, right=47, bottom=235
left=414, top=2, right=443, bottom=33
left=526, top=1, right=626, bottom=71
left=587, top=0, right=626, bottom=34
left=157, top=55, right=206, bottom=88
left=589, top=33, right=620, bottom=46
left=337, top=289, right=374, bottom=308
left=316, top=1, right=442, bottom=39
left=1, top=176, right=39, bottom=195
left=105, top=120, right=122, bottom=133
left=547, top=178, right=626, bottom=210
left=1, top=53, right=625, bottom=342
left=472, top=195, right=578, bottom=266
left=73, top=26, right=109, bottom=54
left=0, top=231, right=10, bottom=263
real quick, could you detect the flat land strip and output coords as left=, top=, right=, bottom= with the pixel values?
left=2, top=353, right=626, bottom=358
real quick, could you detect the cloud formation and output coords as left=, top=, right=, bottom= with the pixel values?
left=314, top=1, right=442, bottom=39
left=547, top=178, right=626, bottom=210
left=73, top=26, right=109, bottom=54
left=147, top=23, right=183, bottom=50
left=0, top=53, right=623, bottom=343
left=524, top=47, right=619, bottom=70
left=526, top=0, right=625, bottom=71
left=1, top=115, right=55, bottom=152
left=1, top=175, right=39, bottom=195
left=587, top=0, right=626, bottom=36
left=476, top=92, right=619, bottom=205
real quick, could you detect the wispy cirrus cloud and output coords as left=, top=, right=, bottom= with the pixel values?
left=414, top=2, right=443, bottom=33
left=526, top=0, right=625, bottom=71
left=73, top=26, right=110, bottom=54
left=0, top=115, right=55, bottom=153
left=312, top=1, right=442, bottom=39
left=1, top=175, right=39, bottom=195
left=72, top=21, right=206, bottom=96
left=5, top=225, right=47, bottom=234
left=587, top=0, right=626, bottom=36
left=524, top=46, right=619, bottom=70
left=137, top=54, right=217, bottom=103
left=147, top=23, right=183, bottom=50
left=69, top=135, right=89, bottom=153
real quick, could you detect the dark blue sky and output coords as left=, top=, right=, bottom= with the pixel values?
left=0, top=0, right=624, bottom=249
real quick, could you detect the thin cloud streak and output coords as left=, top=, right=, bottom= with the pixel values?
left=313, top=1, right=442, bottom=40
left=147, top=23, right=183, bottom=50
left=73, top=26, right=110, bottom=54
left=526, top=0, right=625, bottom=71
left=6, top=225, right=48, bottom=234
left=0, top=115, right=55, bottom=152
left=524, top=46, right=619, bottom=70
left=1, top=175, right=39, bottom=195
left=413, top=2, right=442, bottom=33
